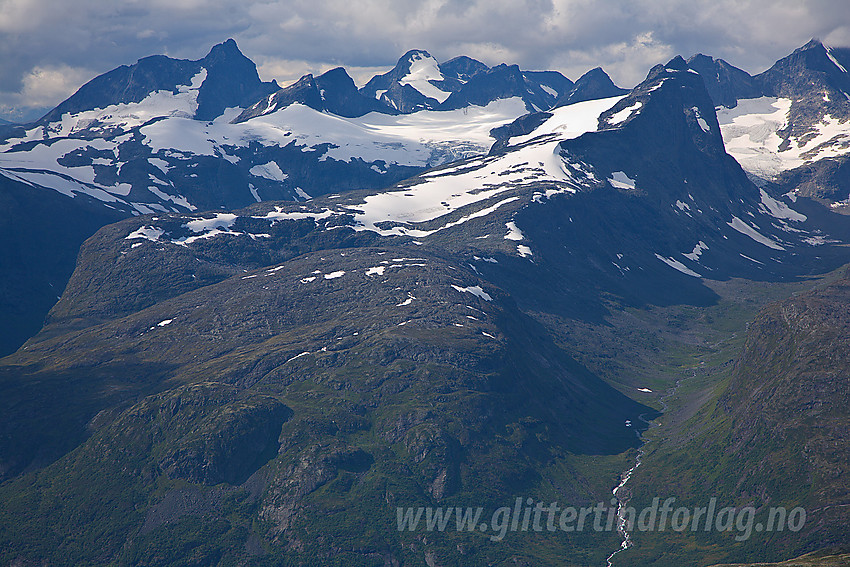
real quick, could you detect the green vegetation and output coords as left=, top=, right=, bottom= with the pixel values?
left=2, top=198, right=848, bottom=566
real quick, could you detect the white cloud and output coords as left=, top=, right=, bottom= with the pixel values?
left=0, top=64, right=95, bottom=121
left=1, top=0, right=849, bottom=119
left=19, top=65, right=96, bottom=108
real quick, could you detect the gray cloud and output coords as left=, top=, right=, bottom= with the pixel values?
left=1, top=0, right=849, bottom=120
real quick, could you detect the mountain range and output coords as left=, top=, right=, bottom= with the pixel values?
left=1, top=37, right=850, bottom=566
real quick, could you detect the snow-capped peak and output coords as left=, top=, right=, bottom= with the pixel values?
left=399, top=52, right=451, bottom=103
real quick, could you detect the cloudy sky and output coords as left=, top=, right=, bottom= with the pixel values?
left=1, top=0, right=849, bottom=121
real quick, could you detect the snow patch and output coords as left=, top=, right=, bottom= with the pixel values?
left=516, top=245, right=533, bottom=258
left=451, top=285, right=492, bottom=301
left=286, top=351, right=311, bottom=363
left=185, top=213, right=237, bottom=233
left=249, top=161, right=288, bottom=181
left=608, top=101, right=643, bottom=126
left=827, top=46, right=848, bottom=74
left=692, top=106, right=710, bottom=132
left=759, top=189, right=806, bottom=221
left=254, top=207, right=336, bottom=224
left=399, top=53, right=451, bottom=103
left=504, top=221, right=524, bottom=241
left=294, top=187, right=312, bottom=200
left=148, top=157, right=171, bottom=174
left=655, top=254, right=702, bottom=277
left=727, top=216, right=785, bottom=250
left=609, top=171, right=636, bottom=190
left=147, top=185, right=196, bottom=211
left=540, top=84, right=558, bottom=98
left=126, top=226, right=164, bottom=241
left=683, top=241, right=708, bottom=261
left=396, top=293, right=416, bottom=306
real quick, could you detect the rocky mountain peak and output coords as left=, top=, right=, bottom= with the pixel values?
left=685, top=53, right=762, bottom=108
left=439, top=55, right=489, bottom=81
left=757, top=37, right=850, bottom=98
left=195, top=38, right=279, bottom=120
left=554, top=66, right=627, bottom=107
left=38, top=38, right=277, bottom=124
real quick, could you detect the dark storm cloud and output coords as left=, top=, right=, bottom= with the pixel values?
left=1, top=0, right=848, bottom=120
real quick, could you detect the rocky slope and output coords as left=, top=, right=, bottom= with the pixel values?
left=0, top=173, right=124, bottom=354
left=0, top=236, right=655, bottom=565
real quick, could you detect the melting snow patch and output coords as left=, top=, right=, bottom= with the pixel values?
left=324, top=271, right=345, bottom=279
left=739, top=253, right=765, bottom=265
left=692, top=107, right=710, bottom=132
left=126, top=226, right=164, bottom=241
left=609, top=171, right=636, bottom=190
left=827, top=46, right=848, bottom=74
left=727, top=216, right=785, bottom=250
left=759, top=189, right=806, bottom=221
left=249, top=161, right=288, bottom=181
left=365, top=266, right=386, bottom=276
left=504, top=221, right=524, bottom=241
left=607, top=101, right=643, bottom=126
left=655, top=254, right=702, bottom=278
left=147, top=185, right=196, bottom=210
left=675, top=200, right=691, bottom=211
left=294, top=187, right=312, bottom=200
left=148, top=157, right=171, bottom=174
left=481, top=331, right=496, bottom=339
left=451, top=285, right=492, bottom=301
left=637, top=388, right=653, bottom=393
left=300, top=276, right=317, bottom=283
left=683, top=241, right=708, bottom=261
left=185, top=213, right=237, bottom=233
left=396, top=293, right=416, bottom=306
left=517, top=245, right=532, bottom=257
left=399, top=52, right=451, bottom=103
left=157, top=319, right=173, bottom=327
left=286, top=351, right=311, bottom=364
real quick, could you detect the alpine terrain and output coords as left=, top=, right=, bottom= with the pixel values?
left=0, top=38, right=849, bottom=566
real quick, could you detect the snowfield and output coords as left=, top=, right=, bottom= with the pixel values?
left=0, top=87, right=530, bottom=214
left=717, top=97, right=850, bottom=179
